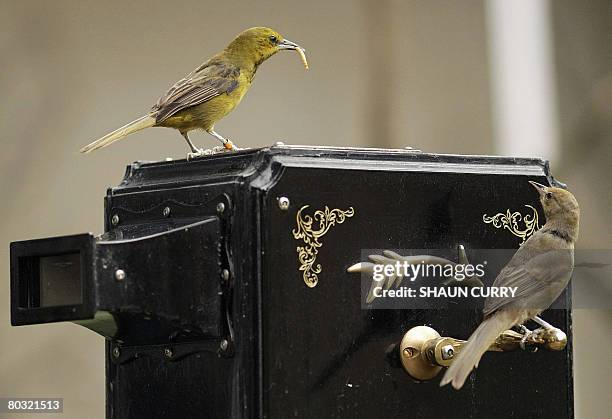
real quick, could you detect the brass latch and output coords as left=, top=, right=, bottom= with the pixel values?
left=399, top=325, right=567, bottom=380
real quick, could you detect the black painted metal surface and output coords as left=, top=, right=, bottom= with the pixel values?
left=98, top=146, right=573, bottom=418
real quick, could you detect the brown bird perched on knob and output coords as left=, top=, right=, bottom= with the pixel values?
left=440, top=181, right=580, bottom=390
left=80, top=27, right=308, bottom=159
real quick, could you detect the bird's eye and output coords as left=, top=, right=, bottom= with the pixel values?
left=269, top=35, right=278, bottom=43
left=545, top=192, right=553, bottom=200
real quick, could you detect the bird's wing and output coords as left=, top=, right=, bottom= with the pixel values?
left=153, top=61, right=240, bottom=124
left=483, top=241, right=573, bottom=316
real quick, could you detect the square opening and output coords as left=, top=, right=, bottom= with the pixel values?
left=19, top=252, right=82, bottom=308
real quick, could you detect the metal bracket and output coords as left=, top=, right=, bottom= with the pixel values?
left=109, top=339, right=231, bottom=365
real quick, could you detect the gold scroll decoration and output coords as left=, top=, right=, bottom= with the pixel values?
left=292, top=205, right=355, bottom=287
left=482, top=205, right=540, bottom=245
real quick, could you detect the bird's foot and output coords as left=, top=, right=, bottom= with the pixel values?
left=186, top=148, right=212, bottom=160
left=210, top=145, right=235, bottom=154
left=516, top=324, right=530, bottom=334
left=518, top=325, right=541, bottom=352
left=187, top=144, right=242, bottom=160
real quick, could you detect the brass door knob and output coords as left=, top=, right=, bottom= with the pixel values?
left=398, top=325, right=567, bottom=381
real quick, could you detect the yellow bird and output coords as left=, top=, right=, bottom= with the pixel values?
left=80, top=27, right=308, bottom=158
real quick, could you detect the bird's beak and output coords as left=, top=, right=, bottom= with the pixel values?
left=529, top=181, right=548, bottom=195
left=278, top=39, right=308, bottom=69
left=278, top=38, right=303, bottom=51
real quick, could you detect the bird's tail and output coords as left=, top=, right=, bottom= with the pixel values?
left=440, top=309, right=521, bottom=389
left=80, top=114, right=156, bottom=153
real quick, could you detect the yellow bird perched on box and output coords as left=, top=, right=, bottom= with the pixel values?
left=80, top=27, right=308, bottom=159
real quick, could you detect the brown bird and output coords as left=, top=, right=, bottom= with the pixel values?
left=440, top=181, right=580, bottom=389
left=79, top=27, right=308, bottom=159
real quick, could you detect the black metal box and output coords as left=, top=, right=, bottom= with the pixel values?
left=13, top=145, right=573, bottom=418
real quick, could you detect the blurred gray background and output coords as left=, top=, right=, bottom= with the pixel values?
left=1, top=0, right=610, bottom=417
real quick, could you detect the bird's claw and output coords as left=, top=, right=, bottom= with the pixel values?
left=213, top=144, right=242, bottom=153
left=519, top=332, right=530, bottom=351
left=187, top=144, right=242, bottom=161
left=519, top=325, right=541, bottom=352
left=186, top=148, right=211, bottom=160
